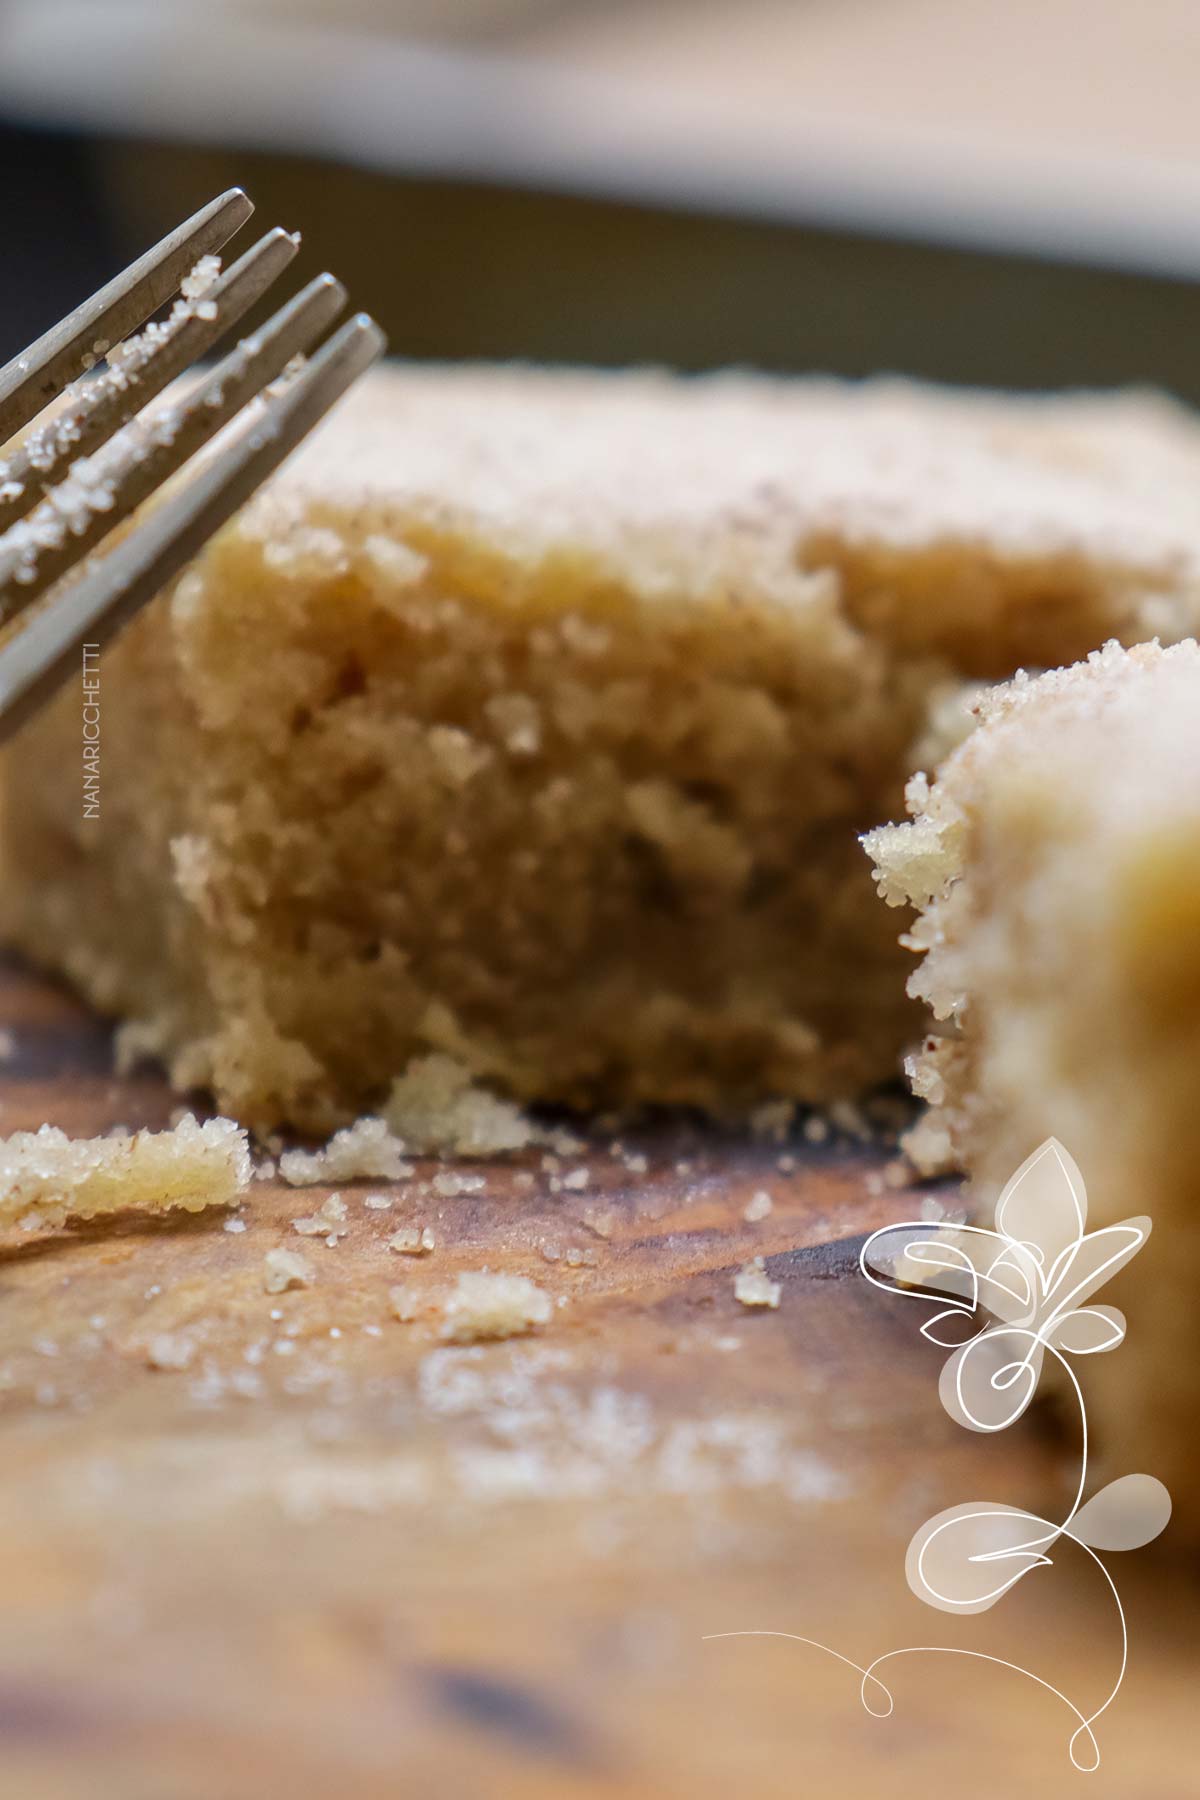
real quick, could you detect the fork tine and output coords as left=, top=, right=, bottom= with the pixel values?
left=0, top=314, right=385, bottom=743
left=0, top=188, right=253, bottom=444
left=0, top=226, right=301, bottom=538
left=0, top=272, right=349, bottom=614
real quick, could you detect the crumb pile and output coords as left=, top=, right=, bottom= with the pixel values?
left=0, top=1114, right=250, bottom=1233
left=8, top=367, right=1200, bottom=1129
left=866, top=638, right=1200, bottom=1511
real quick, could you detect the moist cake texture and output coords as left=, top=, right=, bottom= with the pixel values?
left=866, top=638, right=1200, bottom=1514
left=7, top=366, right=1200, bottom=1131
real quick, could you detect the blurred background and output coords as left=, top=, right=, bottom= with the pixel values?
left=5, top=0, right=1200, bottom=390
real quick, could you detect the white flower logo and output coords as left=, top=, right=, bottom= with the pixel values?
left=861, top=1137, right=1170, bottom=1767
left=708, top=1138, right=1169, bottom=1771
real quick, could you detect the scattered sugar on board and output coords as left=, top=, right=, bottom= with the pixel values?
left=743, top=1190, right=773, bottom=1222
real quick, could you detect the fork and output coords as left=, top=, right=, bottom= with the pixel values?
left=0, top=187, right=385, bottom=742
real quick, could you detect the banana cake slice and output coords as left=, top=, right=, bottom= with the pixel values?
left=6, top=365, right=1200, bottom=1132
left=867, top=638, right=1200, bottom=1514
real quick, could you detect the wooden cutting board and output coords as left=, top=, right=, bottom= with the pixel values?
left=0, top=952, right=1192, bottom=1798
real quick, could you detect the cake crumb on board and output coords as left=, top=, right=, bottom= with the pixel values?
left=291, top=1195, right=348, bottom=1241
left=263, top=1249, right=314, bottom=1294
left=0, top=1115, right=249, bottom=1233
left=440, top=1271, right=553, bottom=1343
left=734, top=1258, right=781, bottom=1309
left=279, top=1119, right=412, bottom=1186
left=384, top=1054, right=537, bottom=1157
left=388, top=1226, right=435, bottom=1256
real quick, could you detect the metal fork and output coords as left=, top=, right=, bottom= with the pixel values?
left=0, top=187, right=385, bottom=742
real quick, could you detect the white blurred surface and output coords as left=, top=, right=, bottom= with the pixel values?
left=4, top=0, right=1200, bottom=277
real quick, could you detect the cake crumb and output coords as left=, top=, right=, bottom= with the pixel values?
left=223, top=1216, right=247, bottom=1234
left=743, top=1190, right=773, bottom=1222
left=828, top=1099, right=871, bottom=1141
left=734, top=1257, right=781, bottom=1309
left=384, top=1054, right=537, bottom=1157
left=431, top=1171, right=485, bottom=1197
left=750, top=1100, right=795, bottom=1142
left=0, top=1115, right=250, bottom=1233
left=279, top=1118, right=412, bottom=1186
left=388, top=1226, right=435, bottom=1256
left=389, top=1285, right=419, bottom=1322
left=362, top=1192, right=393, bottom=1210
left=440, top=1271, right=554, bottom=1342
left=292, top=1194, right=349, bottom=1239
left=263, top=1248, right=314, bottom=1293
left=803, top=1114, right=830, bottom=1144
left=146, top=1332, right=196, bottom=1370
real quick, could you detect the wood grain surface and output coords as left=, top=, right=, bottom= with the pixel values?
left=0, top=953, right=1193, bottom=1798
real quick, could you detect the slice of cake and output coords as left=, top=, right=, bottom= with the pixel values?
left=866, top=638, right=1200, bottom=1513
left=6, top=366, right=1200, bottom=1132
